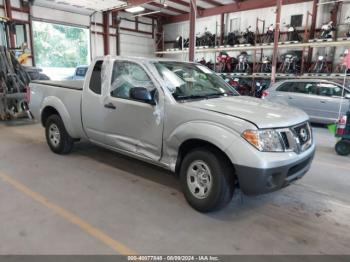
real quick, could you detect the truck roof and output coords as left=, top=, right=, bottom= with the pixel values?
left=94, top=56, right=195, bottom=64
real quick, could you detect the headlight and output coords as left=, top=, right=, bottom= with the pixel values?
left=242, top=129, right=284, bottom=152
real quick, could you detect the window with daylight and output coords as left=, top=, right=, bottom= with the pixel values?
left=32, top=21, right=90, bottom=80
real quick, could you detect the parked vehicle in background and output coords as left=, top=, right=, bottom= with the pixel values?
left=225, top=31, right=240, bottom=46
left=263, top=24, right=275, bottom=44
left=65, top=65, right=89, bottom=80
left=235, top=52, right=250, bottom=73
left=216, top=52, right=235, bottom=73
left=278, top=52, right=300, bottom=74
left=241, top=26, right=255, bottom=45
left=285, top=24, right=301, bottom=42
left=24, top=66, right=50, bottom=81
left=265, top=79, right=350, bottom=124
left=258, top=56, right=272, bottom=73
left=309, top=54, right=330, bottom=74
left=29, top=57, right=315, bottom=212
left=320, top=21, right=335, bottom=39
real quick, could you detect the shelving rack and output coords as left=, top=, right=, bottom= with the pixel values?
left=156, top=0, right=350, bottom=83
left=156, top=39, right=350, bottom=55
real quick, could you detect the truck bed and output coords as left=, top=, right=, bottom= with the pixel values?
left=31, top=80, right=84, bottom=90
left=29, top=80, right=84, bottom=139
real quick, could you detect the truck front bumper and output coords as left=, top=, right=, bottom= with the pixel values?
left=235, top=147, right=315, bottom=195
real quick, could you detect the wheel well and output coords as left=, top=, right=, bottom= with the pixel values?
left=175, top=139, right=235, bottom=175
left=41, top=106, right=60, bottom=126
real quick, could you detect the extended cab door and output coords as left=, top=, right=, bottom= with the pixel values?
left=81, top=60, right=106, bottom=143
left=103, top=60, right=164, bottom=161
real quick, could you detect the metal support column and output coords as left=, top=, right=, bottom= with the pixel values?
left=220, top=13, right=225, bottom=45
left=271, top=0, right=282, bottom=84
left=28, top=2, right=35, bottom=66
left=189, top=0, right=197, bottom=62
left=4, top=0, right=15, bottom=48
left=301, top=11, right=313, bottom=74
left=330, top=1, right=341, bottom=71
left=155, top=18, right=164, bottom=57
left=306, top=0, right=319, bottom=67
left=103, top=11, right=110, bottom=55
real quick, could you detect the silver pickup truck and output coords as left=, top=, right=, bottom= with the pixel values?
left=29, top=56, right=315, bottom=212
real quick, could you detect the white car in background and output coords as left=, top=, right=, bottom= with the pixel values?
left=265, top=79, right=350, bottom=124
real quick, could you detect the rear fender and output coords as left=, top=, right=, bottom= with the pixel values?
left=41, top=96, right=78, bottom=138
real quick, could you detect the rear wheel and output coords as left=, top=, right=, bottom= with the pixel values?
left=180, top=148, right=235, bottom=212
left=335, top=140, right=350, bottom=156
left=45, top=114, right=74, bottom=154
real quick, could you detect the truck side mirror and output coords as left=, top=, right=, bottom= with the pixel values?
left=345, top=93, right=350, bottom=99
left=129, top=87, right=156, bottom=105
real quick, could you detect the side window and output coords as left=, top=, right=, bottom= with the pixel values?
left=330, top=84, right=344, bottom=97
left=89, top=60, right=103, bottom=95
left=276, top=82, right=293, bottom=92
left=110, top=61, right=155, bottom=100
left=318, top=83, right=341, bottom=97
left=291, top=83, right=310, bottom=94
left=304, top=83, right=318, bottom=95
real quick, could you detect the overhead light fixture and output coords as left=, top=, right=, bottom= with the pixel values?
left=125, top=6, right=145, bottom=13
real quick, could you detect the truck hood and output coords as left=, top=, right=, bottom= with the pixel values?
left=185, top=96, right=309, bottom=129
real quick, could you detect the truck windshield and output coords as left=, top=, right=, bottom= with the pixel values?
left=154, top=62, right=238, bottom=101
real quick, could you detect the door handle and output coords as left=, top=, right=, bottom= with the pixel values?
left=288, top=96, right=293, bottom=99
left=320, top=100, right=326, bottom=103
left=104, top=102, right=116, bottom=109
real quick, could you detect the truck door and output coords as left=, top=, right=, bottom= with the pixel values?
left=81, top=60, right=106, bottom=143
left=103, top=61, right=164, bottom=161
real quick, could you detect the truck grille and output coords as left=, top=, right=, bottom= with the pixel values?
left=278, top=122, right=312, bottom=154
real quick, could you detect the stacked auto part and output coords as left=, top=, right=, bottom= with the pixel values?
left=0, top=45, right=31, bottom=120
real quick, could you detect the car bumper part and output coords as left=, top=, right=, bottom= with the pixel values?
left=235, top=147, right=315, bottom=195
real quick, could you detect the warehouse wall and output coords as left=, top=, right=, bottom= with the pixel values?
left=90, top=11, right=155, bottom=58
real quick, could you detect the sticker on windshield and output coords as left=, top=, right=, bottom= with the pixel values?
left=197, top=65, right=213, bottom=74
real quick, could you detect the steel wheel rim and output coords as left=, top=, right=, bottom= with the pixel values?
left=49, top=124, right=60, bottom=147
left=187, top=160, right=213, bottom=199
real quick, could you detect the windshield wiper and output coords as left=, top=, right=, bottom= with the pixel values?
left=175, top=92, right=236, bottom=101
left=177, top=92, right=235, bottom=101
left=175, top=95, right=209, bottom=100
left=206, top=92, right=232, bottom=97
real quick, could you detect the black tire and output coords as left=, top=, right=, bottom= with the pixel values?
left=179, top=148, right=235, bottom=212
left=45, top=114, right=74, bottom=154
left=335, top=140, right=350, bottom=156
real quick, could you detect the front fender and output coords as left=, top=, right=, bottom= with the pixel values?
left=164, top=121, right=243, bottom=171
left=40, top=96, right=78, bottom=138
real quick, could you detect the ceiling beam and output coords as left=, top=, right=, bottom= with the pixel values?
left=167, top=0, right=205, bottom=10
left=147, top=2, right=187, bottom=14
left=164, top=0, right=312, bottom=24
left=200, top=0, right=224, bottom=6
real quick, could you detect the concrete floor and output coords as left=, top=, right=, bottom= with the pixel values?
left=0, top=121, right=350, bottom=255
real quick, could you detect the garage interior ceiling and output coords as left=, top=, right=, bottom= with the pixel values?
left=33, top=0, right=246, bottom=17
left=34, top=0, right=128, bottom=13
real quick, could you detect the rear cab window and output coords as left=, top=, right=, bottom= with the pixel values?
left=89, top=61, right=103, bottom=95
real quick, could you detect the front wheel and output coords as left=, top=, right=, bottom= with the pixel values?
left=335, top=140, right=350, bottom=156
left=45, top=114, right=74, bottom=154
left=180, top=149, right=235, bottom=212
